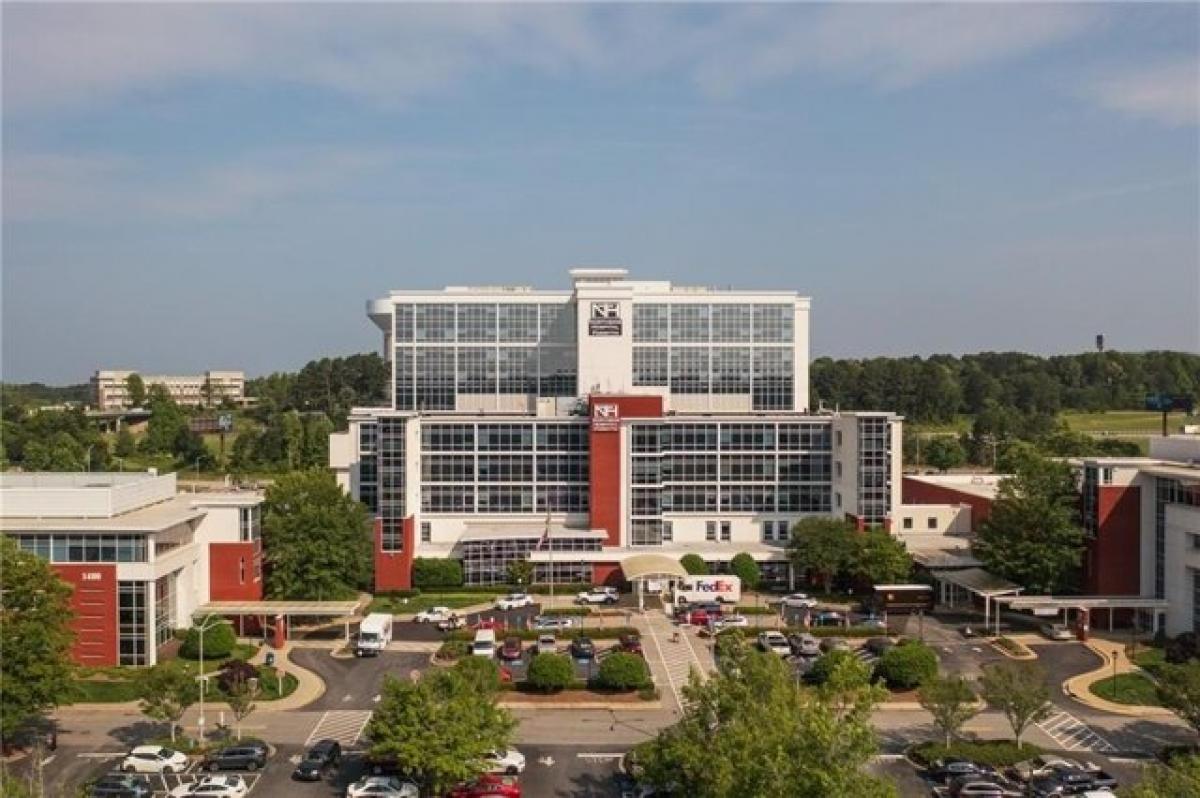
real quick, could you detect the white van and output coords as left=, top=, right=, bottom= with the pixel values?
left=356, top=613, right=393, bottom=657
left=674, top=575, right=742, bottom=606
left=472, top=628, right=497, bottom=657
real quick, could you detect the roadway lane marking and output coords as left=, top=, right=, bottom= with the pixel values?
left=576, top=753, right=623, bottom=761
left=77, top=753, right=124, bottom=759
left=644, top=614, right=685, bottom=714
left=1035, top=709, right=1116, bottom=753
left=305, top=709, right=374, bottom=746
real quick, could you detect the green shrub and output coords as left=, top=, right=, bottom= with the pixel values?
left=729, top=553, right=761, bottom=590
left=876, top=641, right=938, bottom=690
left=437, top=640, right=470, bottom=661
left=179, top=619, right=236, bottom=660
left=447, top=626, right=639, bottom=642
left=216, top=660, right=258, bottom=693
left=412, top=558, right=464, bottom=589
left=680, top=554, right=709, bottom=575
left=808, top=649, right=859, bottom=685
left=454, top=656, right=501, bottom=693
left=909, top=740, right=1046, bottom=768
left=637, top=684, right=660, bottom=701
left=594, top=653, right=651, bottom=690
left=539, top=607, right=592, bottom=617
left=527, top=653, right=575, bottom=692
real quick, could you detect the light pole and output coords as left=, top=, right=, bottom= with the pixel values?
left=193, top=615, right=229, bottom=743
left=85, top=444, right=94, bottom=472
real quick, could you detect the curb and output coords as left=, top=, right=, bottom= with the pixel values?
left=1061, top=643, right=1174, bottom=717
left=498, top=700, right=664, bottom=711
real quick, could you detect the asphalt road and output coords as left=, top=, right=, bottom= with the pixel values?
left=290, top=650, right=430, bottom=711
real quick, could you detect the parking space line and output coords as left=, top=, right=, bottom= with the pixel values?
left=1035, top=708, right=1116, bottom=753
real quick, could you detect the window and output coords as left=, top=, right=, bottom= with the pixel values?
left=752, top=304, right=793, bottom=342
left=670, top=348, right=709, bottom=394
left=1102, top=468, right=1114, bottom=485
left=633, top=304, right=670, bottom=343
left=720, top=521, right=731, bottom=541
left=118, top=581, right=147, bottom=666
left=662, top=520, right=673, bottom=542
left=712, top=305, right=752, bottom=343
left=239, top=506, right=261, bottom=542
left=670, top=304, right=710, bottom=343
left=711, top=348, right=750, bottom=393
left=762, top=521, right=774, bottom=542
left=498, top=304, right=539, bottom=343
left=927, top=517, right=938, bottom=530
left=706, top=521, right=717, bottom=542
left=903, top=517, right=913, bottom=530
left=836, top=431, right=843, bottom=448
left=498, top=348, right=536, bottom=394
left=415, top=304, right=456, bottom=342
left=633, top=347, right=669, bottom=386
left=457, top=304, right=497, bottom=342
left=457, top=348, right=496, bottom=394
left=835, top=492, right=842, bottom=508
left=239, top=557, right=246, bottom=584
left=421, top=522, right=432, bottom=543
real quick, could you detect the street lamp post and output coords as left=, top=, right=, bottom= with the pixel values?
left=193, top=615, right=228, bottom=743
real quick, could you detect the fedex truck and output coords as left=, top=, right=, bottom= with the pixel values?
left=674, top=575, right=742, bottom=605
left=356, top=613, right=393, bottom=657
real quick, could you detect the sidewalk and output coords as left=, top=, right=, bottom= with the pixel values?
left=1063, top=637, right=1173, bottom=717
left=247, top=643, right=325, bottom=712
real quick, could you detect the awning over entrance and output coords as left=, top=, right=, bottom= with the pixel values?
left=620, top=553, right=689, bottom=581
left=937, top=567, right=1022, bottom=598
left=192, top=600, right=361, bottom=618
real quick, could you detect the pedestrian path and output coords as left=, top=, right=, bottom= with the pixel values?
left=640, top=612, right=710, bottom=714
left=304, top=709, right=373, bottom=747
left=1036, top=708, right=1116, bottom=753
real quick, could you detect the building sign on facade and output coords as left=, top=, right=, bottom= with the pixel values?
left=587, top=302, right=622, bottom=336
left=591, top=402, right=621, bottom=432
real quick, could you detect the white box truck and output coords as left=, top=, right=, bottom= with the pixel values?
left=674, top=575, right=742, bottom=606
left=356, top=613, right=393, bottom=657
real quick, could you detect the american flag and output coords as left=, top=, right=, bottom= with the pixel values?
left=535, top=512, right=551, bottom=551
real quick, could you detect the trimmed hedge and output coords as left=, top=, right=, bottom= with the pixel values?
left=447, top=626, right=638, bottom=642
left=539, top=607, right=592, bottom=617
left=179, top=620, right=236, bottom=660
left=909, top=740, right=1046, bottom=768
left=412, top=558, right=464, bottom=589
left=718, top=626, right=882, bottom=640
left=594, top=653, right=651, bottom=690
left=876, top=641, right=938, bottom=690
left=527, top=653, right=575, bottom=692
left=437, top=640, right=470, bottom=660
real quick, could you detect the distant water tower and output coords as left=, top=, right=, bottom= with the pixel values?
left=1095, top=333, right=1105, bottom=353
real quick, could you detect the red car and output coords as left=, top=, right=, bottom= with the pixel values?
left=445, top=774, right=521, bottom=798
left=474, top=618, right=506, bottom=632
left=617, top=634, right=644, bottom=656
left=500, top=636, right=523, bottom=661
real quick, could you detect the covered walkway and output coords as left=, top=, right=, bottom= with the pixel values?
left=996, top=595, right=1169, bottom=636
left=193, top=599, right=363, bottom=647
left=931, top=567, right=1023, bottom=634
left=621, top=553, right=689, bottom=611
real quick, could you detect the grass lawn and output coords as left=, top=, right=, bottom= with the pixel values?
left=369, top=593, right=496, bottom=614
left=1062, top=410, right=1200, bottom=434
left=73, top=679, right=142, bottom=703
left=1089, top=672, right=1161, bottom=706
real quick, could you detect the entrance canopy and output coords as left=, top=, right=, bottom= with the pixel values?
left=193, top=600, right=361, bottom=618
left=937, top=567, right=1022, bottom=598
left=621, top=553, right=689, bottom=581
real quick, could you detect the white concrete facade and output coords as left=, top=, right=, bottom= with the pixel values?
left=92, top=369, right=245, bottom=410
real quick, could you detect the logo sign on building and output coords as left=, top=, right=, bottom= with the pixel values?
left=591, top=402, right=621, bottom=432
left=1145, top=394, right=1195, bottom=414
left=588, top=302, right=623, bottom=336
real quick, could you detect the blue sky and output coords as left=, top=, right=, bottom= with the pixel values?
left=3, top=3, right=1198, bottom=383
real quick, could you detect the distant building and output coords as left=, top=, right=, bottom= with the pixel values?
left=91, top=370, right=245, bottom=410
left=0, top=472, right=263, bottom=666
left=902, top=473, right=1004, bottom=534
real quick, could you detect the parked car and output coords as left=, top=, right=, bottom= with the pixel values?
left=89, top=774, right=152, bottom=798
left=532, top=615, right=574, bottom=631
left=445, top=774, right=521, bottom=798
left=1011, top=755, right=1086, bottom=782
left=787, top=632, right=821, bottom=658
left=575, top=587, right=619, bottom=605
left=859, top=615, right=888, bottom=631
left=570, top=636, right=596, bottom=660
left=714, top=615, right=748, bottom=629
left=484, top=749, right=526, bottom=775
left=684, top=608, right=717, bottom=626
left=928, top=759, right=996, bottom=785
left=168, top=776, right=248, bottom=798
left=436, top=615, right=467, bottom=632
left=864, top=637, right=895, bottom=657
left=758, top=631, right=790, bottom=656
left=1041, top=623, right=1074, bottom=641
left=819, top=637, right=850, bottom=653
left=617, top=633, right=644, bottom=656
left=473, top=617, right=506, bottom=632
left=779, top=593, right=819, bottom=609
left=346, top=776, right=420, bottom=797
left=500, top=636, right=523, bottom=661
left=813, top=611, right=845, bottom=627
left=535, top=633, right=557, bottom=654
left=293, top=739, right=341, bottom=781
left=1029, top=770, right=1112, bottom=797
left=121, top=746, right=189, bottom=774
left=948, top=776, right=1019, bottom=797
left=495, top=593, right=534, bottom=611
left=202, top=745, right=267, bottom=772
left=414, top=606, right=453, bottom=623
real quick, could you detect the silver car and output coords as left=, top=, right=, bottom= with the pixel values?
left=1040, top=623, right=1074, bottom=641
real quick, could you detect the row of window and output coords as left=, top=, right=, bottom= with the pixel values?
left=630, top=422, right=832, bottom=453
left=421, top=423, right=589, bottom=452
left=632, top=304, right=794, bottom=344
left=394, top=302, right=576, bottom=345
left=422, top=484, right=589, bottom=513
left=393, top=346, right=578, bottom=409
left=13, top=534, right=148, bottom=563
left=630, top=484, right=833, bottom=513
left=629, top=453, right=832, bottom=484
left=631, top=347, right=793, bottom=392
left=460, top=536, right=601, bottom=586
left=422, top=454, right=589, bottom=483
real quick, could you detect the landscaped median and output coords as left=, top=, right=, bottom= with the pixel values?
left=1064, top=639, right=1176, bottom=716
left=988, top=635, right=1037, bottom=660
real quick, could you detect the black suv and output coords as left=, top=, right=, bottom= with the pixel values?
left=293, top=739, right=341, bottom=781
left=201, top=744, right=267, bottom=772
left=89, top=775, right=152, bottom=798
left=569, top=637, right=596, bottom=660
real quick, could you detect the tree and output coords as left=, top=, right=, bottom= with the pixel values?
left=114, top=428, right=137, bottom=458
left=125, top=373, right=146, bottom=408
left=365, top=669, right=515, bottom=796
left=787, top=518, right=856, bottom=592
left=506, top=558, right=535, bottom=588
left=595, top=653, right=651, bottom=690
left=1124, top=754, right=1200, bottom=798
left=850, top=529, right=912, bottom=586
left=680, top=554, right=709, bottom=576
left=0, top=538, right=75, bottom=745
left=262, top=469, right=373, bottom=599
left=301, top=413, right=334, bottom=468
left=875, top=642, right=938, bottom=690
left=137, top=665, right=199, bottom=743
left=173, top=427, right=215, bottom=471
left=412, top=558, right=464, bottom=590
left=973, top=451, right=1084, bottom=594
left=918, top=676, right=979, bottom=746
left=179, top=618, right=236, bottom=660
left=223, top=670, right=259, bottom=741
left=527, top=653, right=575, bottom=692
left=728, top=553, right=761, bottom=591
left=979, top=661, right=1051, bottom=749
left=923, top=437, right=966, bottom=472
left=637, top=642, right=893, bottom=797
left=279, top=411, right=304, bottom=470
left=808, top=649, right=870, bottom=687
left=452, top=656, right=502, bottom=695
left=142, top=387, right=187, bottom=454
left=1157, top=661, right=1200, bottom=735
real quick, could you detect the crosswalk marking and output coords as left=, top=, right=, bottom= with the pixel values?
left=305, top=709, right=373, bottom=746
left=1036, top=709, right=1116, bottom=753
left=643, top=613, right=707, bottom=713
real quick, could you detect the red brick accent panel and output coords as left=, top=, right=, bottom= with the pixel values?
left=1084, top=484, right=1141, bottom=596
left=54, top=564, right=118, bottom=667
left=588, top=395, right=664, bottom=547
left=592, top=562, right=624, bottom=587
left=902, top=477, right=994, bottom=532
left=375, top=516, right=415, bottom=592
left=209, top=542, right=263, bottom=601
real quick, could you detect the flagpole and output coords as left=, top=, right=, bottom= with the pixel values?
left=546, top=510, right=553, bottom=612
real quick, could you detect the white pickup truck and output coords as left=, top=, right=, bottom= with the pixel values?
left=575, top=587, right=619, bottom=605
left=495, top=593, right=535, bottom=611
left=414, top=606, right=453, bottom=623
